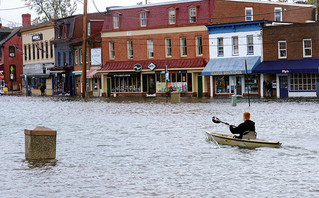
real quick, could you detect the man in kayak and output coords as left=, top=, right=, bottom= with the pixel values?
left=228, top=112, right=255, bottom=139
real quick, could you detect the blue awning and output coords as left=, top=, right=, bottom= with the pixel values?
left=202, top=56, right=261, bottom=76
left=253, top=59, right=319, bottom=74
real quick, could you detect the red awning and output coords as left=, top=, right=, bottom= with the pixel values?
left=87, top=69, right=101, bottom=78
left=100, top=58, right=206, bottom=71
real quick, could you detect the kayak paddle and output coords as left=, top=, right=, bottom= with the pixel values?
left=212, top=116, right=230, bottom=126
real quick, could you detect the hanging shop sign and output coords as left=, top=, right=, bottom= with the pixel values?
left=9, top=65, right=16, bottom=81
left=134, top=64, right=142, bottom=72
left=148, top=62, right=157, bottom=71
left=32, top=33, right=43, bottom=41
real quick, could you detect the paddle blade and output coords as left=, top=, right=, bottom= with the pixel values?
left=212, top=116, right=221, bottom=124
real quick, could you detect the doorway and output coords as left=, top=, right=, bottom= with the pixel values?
left=143, top=74, right=156, bottom=95
left=230, top=76, right=243, bottom=95
left=279, top=76, right=288, bottom=98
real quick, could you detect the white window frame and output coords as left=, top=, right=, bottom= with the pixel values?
left=147, top=39, right=154, bottom=59
left=278, top=41, right=287, bottom=59
left=127, top=40, right=133, bottom=59
left=232, top=36, right=239, bottom=56
left=274, top=7, right=282, bottom=22
left=247, top=35, right=254, bottom=55
left=140, top=12, right=147, bottom=27
left=113, top=15, right=119, bottom=29
left=189, top=7, right=196, bottom=23
left=165, top=38, right=172, bottom=57
left=196, top=36, right=203, bottom=56
left=74, top=49, right=78, bottom=65
left=217, top=37, right=224, bottom=56
left=303, top=39, right=312, bottom=58
left=180, top=37, right=187, bottom=57
left=80, top=48, right=83, bottom=65
left=169, top=9, right=176, bottom=24
left=109, top=41, right=115, bottom=60
left=245, top=7, right=253, bottom=21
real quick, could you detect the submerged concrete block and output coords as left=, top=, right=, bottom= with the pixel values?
left=171, top=91, right=181, bottom=103
left=25, top=126, right=57, bottom=160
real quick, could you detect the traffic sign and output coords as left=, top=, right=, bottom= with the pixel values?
left=0, top=74, right=4, bottom=80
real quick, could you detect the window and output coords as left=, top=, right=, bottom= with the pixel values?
left=247, top=35, right=254, bottom=54
left=45, top=41, right=48, bottom=58
left=80, top=48, right=83, bottom=64
left=217, top=38, right=224, bottom=56
left=87, top=21, right=91, bottom=36
left=9, top=46, right=15, bottom=57
left=127, top=40, right=133, bottom=59
left=147, top=39, right=154, bottom=58
left=189, top=7, right=196, bottom=23
left=290, top=73, right=318, bottom=91
left=113, top=15, right=119, bottom=29
left=245, top=7, right=253, bottom=21
left=278, top=41, right=287, bottom=59
left=165, top=38, right=172, bottom=57
left=36, top=43, right=39, bottom=59
left=303, top=39, right=312, bottom=57
left=232, top=36, right=239, bottom=55
left=28, top=44, right=31, bottom=60
left=63, top=52, right=66, bottom=66
left=50, top=41, right=53, bottom=58
left=41, top=42, right=44, bottom=59
left=274, top=7, right=282, bottom=22
left=169, top=9, right=176, bottom=24
left=180, top=37, right=187, bottom=56
left=109, top=42, right=115, bottom=60
left=140, top=12, right=147, bottom=27
left=196, top=36, right=203, bottom=56
left=74, top=49, right=78, bottom=65
left=58, top=52, right=61, bottom=66
left=32, top=44, right=35, bottom=60
left=24, top=45, right=27, bottom=60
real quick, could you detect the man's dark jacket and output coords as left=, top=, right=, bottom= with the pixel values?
left=229, top=120, right=255, bottom=139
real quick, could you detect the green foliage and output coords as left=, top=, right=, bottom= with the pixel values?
left=23, top=0, right=77, bottom=24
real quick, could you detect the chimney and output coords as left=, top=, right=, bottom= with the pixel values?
left=22, top=14, right=31, bottom=27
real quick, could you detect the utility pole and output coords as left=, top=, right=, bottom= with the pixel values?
left=82, top=0, right=88, bottom=97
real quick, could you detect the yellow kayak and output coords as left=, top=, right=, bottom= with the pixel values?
left=206, top=132, right=282, bottom=148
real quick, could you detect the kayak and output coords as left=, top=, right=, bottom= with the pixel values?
left=206, top=132, right=282, bottom=148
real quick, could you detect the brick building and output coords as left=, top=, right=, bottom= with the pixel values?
left=100, top=0, right=214, bottom=97
left=254, top=22, right=319, bottom=98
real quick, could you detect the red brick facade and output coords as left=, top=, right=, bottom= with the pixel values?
left=263, top=23, right=319, bottom=61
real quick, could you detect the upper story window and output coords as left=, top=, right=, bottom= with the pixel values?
left=232, top=36, right=239, bottom=56
left=113, top=15, right=119, bottom=29
left=127, top=40, right=133, bottom=59
left=140, top=12, right=147, bottom=27
left=165, top=38, right=172, bottom=57
left=80, top=48, right=83, bottom=64
left=245, top=7, right=253, bottom=21
left=109, top=42, right=115, bottom=60
left=180, top=37, right=187, bottom=56
left=50, top=41, right=54, bottom=58
left=274, top=7, right=282, bottom=22
left=28, top=44, right=31, bottom=60
left=196, top=36, right=203, bottom=56
left=74, top=49, right=78, bottom=65
left=147, top=39, right=154, bottom=59
left=45, top=41, right=49, bottom=59
left=303, top=39, right=312, bottom=58
left=9, top=46, right=15, bottom=57
left=64, top=24, right=70, bottom=38
left=87, top=21, right=91, bottom=36
left=247, top=35, right=254, bottom=54
left=169, top=9, right=176, bottom=24
left=189, top=7, right=196, bottom=23
left=217, top=38, right=224, bottom=56
left=24, top=45, right=27, bottom=60
left=278, top=40, right=287, bottom=59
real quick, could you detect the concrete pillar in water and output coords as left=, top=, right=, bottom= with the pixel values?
left=232, top=95, right=237, bottom=106
left=171, top=91, right=181, bottom=103
left=25, top=126, right=57, bottom=160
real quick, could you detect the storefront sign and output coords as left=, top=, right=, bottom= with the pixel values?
left=32, top=33, right=43, bottom=41
left=91, top=48, right=102, bottom=65
left=211, top=71, right=242, bottom=75
left=148, top=62, right=157, bottom=71
left=134, top=64, right=142, bottom=72
left=282, top=70, right=289, bottom=74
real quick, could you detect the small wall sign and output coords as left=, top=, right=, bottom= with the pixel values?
left=148, top=62, right=157, bottom=71
left=134, top=64, right=142, bottom=72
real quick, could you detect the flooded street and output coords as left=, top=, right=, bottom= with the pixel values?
left=0, top=96, right=319, bottom=197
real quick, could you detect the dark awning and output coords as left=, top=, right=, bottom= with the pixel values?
left=202, top=56, right=261, bottom=76
left=253, top=59, right=319, bottom=74
left=107, top=72, right=139, bottom=77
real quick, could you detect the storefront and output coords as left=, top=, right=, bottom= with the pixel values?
left=100, top=58, right=206, bottom=97
left=50, top=67, right=74, bottom=96
left=202, top=56, right=261, bottom=97
left=253, top=59, right=319, bottom=98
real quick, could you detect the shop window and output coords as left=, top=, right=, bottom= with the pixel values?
left=169, top=9, right=176, bottom=24
left=147, top=39, right=154, bottom=59
left=303, top=39, right=312, bottom=58
left=245, top=75, right=258, bottom=93
left=180, top=37, right=187, bottom=57
left=274, top=7, right=282, bottom=22
left=278, top=41, right=287, bottom=59
left=111, top=75, right=141, bottom=92
left=290, top=73, right=318, bottom=91
left=165, top=38, right=172, bottom=57
left=245, top=7, right=253, bottom=21
left=215, top=76, right=230, bottom=93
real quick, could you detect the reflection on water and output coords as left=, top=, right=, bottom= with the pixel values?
left=0, top=96, right=319, bottom=197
